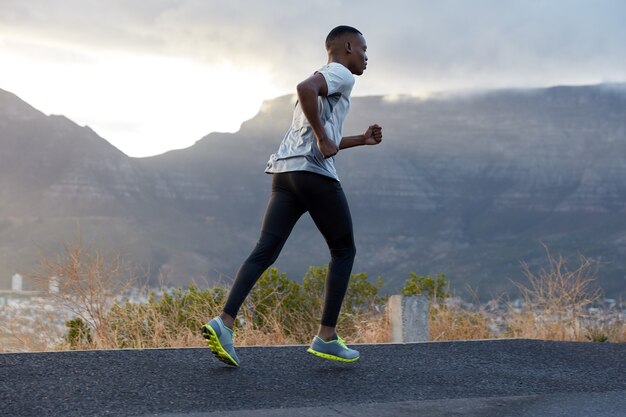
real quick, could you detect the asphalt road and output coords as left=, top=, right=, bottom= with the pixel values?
left=1, top=339, right=625, bottom=417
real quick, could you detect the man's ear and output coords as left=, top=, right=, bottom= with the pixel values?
left=344, top=41, right=352, bottom=53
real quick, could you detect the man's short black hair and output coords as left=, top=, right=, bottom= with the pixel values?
left=325, top=25, right=363, bottom=50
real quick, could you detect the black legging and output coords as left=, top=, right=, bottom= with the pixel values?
left=223, top=171, right=356, bottom=327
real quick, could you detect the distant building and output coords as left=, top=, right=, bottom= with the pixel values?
left=0, top=273, right=47, bottom=304
left=49, top=277, right=59, bottom=294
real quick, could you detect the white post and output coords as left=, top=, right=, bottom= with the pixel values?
left=11, top=274, right=23, bottom=292
left=389, top=294, right=429, bottom=343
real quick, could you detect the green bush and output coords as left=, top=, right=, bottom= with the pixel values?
left=65, top=317, right=92, bottom=349
left=400, top=272, right=449, bottom=303
left=246, top=267, right=308, bottom=333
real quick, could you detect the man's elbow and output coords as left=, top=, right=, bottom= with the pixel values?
left=296, top=81, right=315, bottom=98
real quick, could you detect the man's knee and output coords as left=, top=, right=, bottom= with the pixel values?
left=247, top=232, right=284, bottom=266
left=331, top=248, right=356, bottom=262
left=329, top=234, right=356, bottom=260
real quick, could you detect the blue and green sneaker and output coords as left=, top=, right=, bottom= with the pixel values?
left=307, top=335, right=360, bottom=363
left=202, top=317, right=240, bottom=367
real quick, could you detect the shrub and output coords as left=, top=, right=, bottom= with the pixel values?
left=506, top=246, right=603, bottom=341
left=31, top=242, right=622, bottom=351
left=106, top=285, right=227, bottom=348
left=73, top=264, right=388, bottom=349
left=401, top=273, right=449, bottom=303
left=65, top=317, right=92, bottom=349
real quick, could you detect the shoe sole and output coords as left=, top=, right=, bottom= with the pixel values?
left=306, top=347, right=360, bottom=363
left=202, top=324, right=239, bottom=367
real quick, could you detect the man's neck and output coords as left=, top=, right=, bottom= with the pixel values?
left=327, top=55, right=350, bottom=69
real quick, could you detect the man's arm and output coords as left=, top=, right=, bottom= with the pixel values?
left=296, top=73, right=339, bottom=158
left=339, top=124, right=383, bottom=150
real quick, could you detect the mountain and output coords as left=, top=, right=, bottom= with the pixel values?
left=0, top=89, right=213, bottom=285
left=1, top=85, right=625, bottom=298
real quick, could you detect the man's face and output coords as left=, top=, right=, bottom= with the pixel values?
left=347, top=34, right=368, bottom=76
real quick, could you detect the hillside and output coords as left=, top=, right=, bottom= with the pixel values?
left=1, top=85, right=625, bottom=297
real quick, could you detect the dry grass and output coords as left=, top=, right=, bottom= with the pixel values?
left=504, top=246, right=612, bottom=341
left=2, top=242, right=623, bottom=352
left=100, top=286, right=389, bottom=349
left=12, top=248, right=386, bottom=350
left=423, top=247, right=624, bottom=343
left=429, top=304, right=494, bottom=341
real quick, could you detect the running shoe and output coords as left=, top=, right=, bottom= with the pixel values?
left=307, top=335, right=360, bottom=363
left=202, top=317, right=240, bottom=367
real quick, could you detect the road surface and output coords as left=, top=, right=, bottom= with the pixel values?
left=1, top=339, right=625, bottom=416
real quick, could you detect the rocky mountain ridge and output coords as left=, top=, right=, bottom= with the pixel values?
left=1, top=85, right=625, bottom=297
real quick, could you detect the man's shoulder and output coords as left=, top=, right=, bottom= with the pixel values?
left=321, top=62, right=352, bottom=76
left=318, top=62, right=354, bottom=95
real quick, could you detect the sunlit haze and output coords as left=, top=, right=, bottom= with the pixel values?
left=1, top=0, right=624, bottom=157
left=0, top=38, right=276, bottom=156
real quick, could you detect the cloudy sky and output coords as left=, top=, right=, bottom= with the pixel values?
left=1, top=0, right=625, bottom=156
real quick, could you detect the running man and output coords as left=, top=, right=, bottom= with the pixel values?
left=203, top=25, right=383, bottom=366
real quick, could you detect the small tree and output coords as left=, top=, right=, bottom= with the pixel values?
left=508, top=245, right=602, bottom=341
left=32, top=238, right=136, bottom=349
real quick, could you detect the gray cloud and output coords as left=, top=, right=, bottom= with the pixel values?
left=1, top=0, right=625, bottom=94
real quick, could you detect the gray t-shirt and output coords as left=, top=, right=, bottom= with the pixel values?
left=265, top=62, right=355, bottom=181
